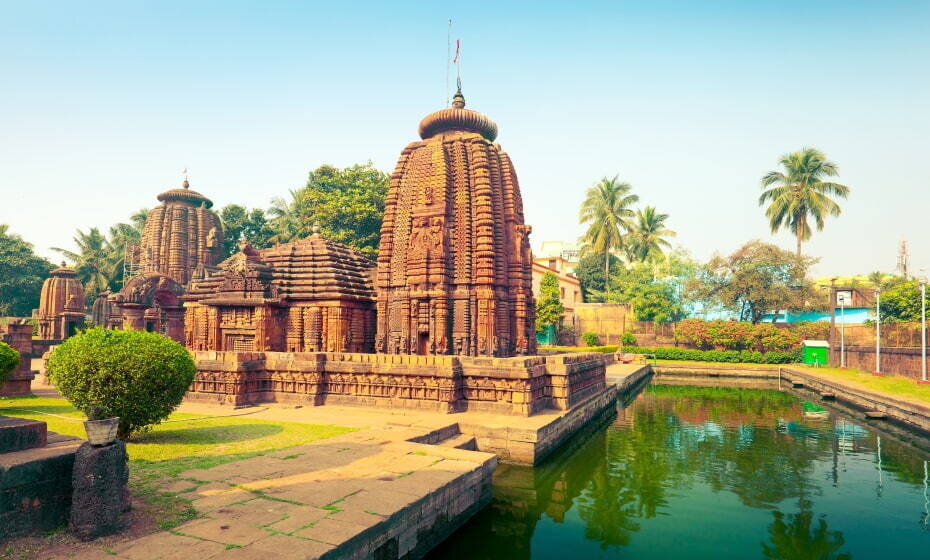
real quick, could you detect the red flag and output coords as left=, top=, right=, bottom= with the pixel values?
left=452, top=39, right=460, bottom=64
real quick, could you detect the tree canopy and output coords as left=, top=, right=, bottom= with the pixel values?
left=535, top=271, right=564, bottom=333
left=0, top=225, right=54, bottom=316
left=688, top=240, right=822, bottom=323
left=606, top=263, right=686, bottom=323
left=270, top=162, right=389, bottom=259
left=220, top=204, right=275, bottom=256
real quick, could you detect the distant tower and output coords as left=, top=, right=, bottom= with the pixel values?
left=897, top=239, right=909, bottom=278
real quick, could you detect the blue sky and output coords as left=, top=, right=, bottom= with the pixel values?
left=2, top=1, right=928, bottom=276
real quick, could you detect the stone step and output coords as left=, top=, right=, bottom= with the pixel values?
left=438, top=434, right=477, bottom=450
left=0, top=416, right=47, bottom=454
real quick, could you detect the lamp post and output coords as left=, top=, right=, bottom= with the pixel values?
left=840, top=295, right=847, bottom=369
left=874, top=288, right=883, bottom=376
left=922, top=279, right=928, bottom=384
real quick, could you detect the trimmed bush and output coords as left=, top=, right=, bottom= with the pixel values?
left=621, top=345, right=801, bottom=364
left=47, top=327, right=196, bottom=439
left=581, top=332, right=600, bottom=346
left=621, top=332, right=637, bottom=346
left=0, top=341, right=20, bottom=384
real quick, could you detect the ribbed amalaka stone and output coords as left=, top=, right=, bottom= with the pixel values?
left=375, top=90, right=536, bottom=357
left=138, top=179, right=225, bottom=286
left=35, top=264, right=85, bottom=340
left=183, top=231, right=375, bottom=353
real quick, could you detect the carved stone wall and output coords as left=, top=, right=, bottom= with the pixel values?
left=186, top=350, right=606, bottom=416
left=376, top=90, right=535, bottom=358
left=108, top=273, right=185, bottom=343
left=184, top=235, right=376, bottom=354
left=35, top=265, right=85, bottom=340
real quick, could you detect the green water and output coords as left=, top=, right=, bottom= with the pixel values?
left=430, top=384, right=930, bottom=559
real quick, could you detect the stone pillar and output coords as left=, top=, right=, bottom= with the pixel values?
left=1, top=323, right=35, bottom=396
left=69, top=441, right=130, bottom=540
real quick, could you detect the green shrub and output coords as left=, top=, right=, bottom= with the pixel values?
left=621, top=332, right=637, bottom=346
left=581, top=332, right=600, bottom=346
left=47, top=327, right=196, bottom=439
left=621, top=345, right=800, bottom=364
left=0, top=341, right=20, bottom=384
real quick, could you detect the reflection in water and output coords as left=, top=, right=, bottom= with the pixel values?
left=430, top=384, right=930, bottom=559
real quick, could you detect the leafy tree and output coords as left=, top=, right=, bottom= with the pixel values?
left=688, top=240, right=821, bottom=323
left=274, top=162, right=389, bottom=259
left=535, top=271, right=564, bottom=334
left=47, top=328, right=195, bottom=439
left=579, top=176, right=639, bottom=298
left=0, top=225, right=54, bottom=316
left=220, top=205, right=275, bottom=257
left=878, top=278, right=924, bottom=323
left=627, top=206, right=675, bottom=263
left=607, top=264, right=686, bottom=323
left=574, top=253, right=622, bottom=302
left=759, top=147, right=850, bottom=258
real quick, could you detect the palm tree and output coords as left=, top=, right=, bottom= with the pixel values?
left=627, top=206, right=676, bottom=263
left=579, top=176, right=639, bottom=298
left=52, top=228, right=119, bottom=303
left=129, top=208, right=149, bottom=232
left=268, top=189, right=303, bottom=244
left=759, top=147, right=850, bottom=259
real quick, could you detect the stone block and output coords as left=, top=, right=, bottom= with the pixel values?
left=69, top=441, right=129, bottom=540
left=0, top=417, right=47, bottom=454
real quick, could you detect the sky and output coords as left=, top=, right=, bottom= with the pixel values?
left=1, top=0, right=928, bottom=277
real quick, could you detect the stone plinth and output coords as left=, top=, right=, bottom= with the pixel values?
left=0, top=417, right=47, bottom=453
left=188, top=350, right=606, bottom=417
left=0, top=428, right=80, bottom=540
left=0, top=322, right=35, bottom=396
left=70, top=441, right=130, bottom=539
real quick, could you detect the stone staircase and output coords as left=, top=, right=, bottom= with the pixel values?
left=403, top=422, right=477, bottom=451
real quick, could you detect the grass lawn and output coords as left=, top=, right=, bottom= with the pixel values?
left=0, top=396, right=357, bottom=531
left=793, top=365, right=930, bottom=405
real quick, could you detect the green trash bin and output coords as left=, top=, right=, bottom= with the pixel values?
left=802, top=340, right=829, bottom=366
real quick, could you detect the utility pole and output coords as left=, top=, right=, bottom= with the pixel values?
left=874, top=288, right=882, bottom=376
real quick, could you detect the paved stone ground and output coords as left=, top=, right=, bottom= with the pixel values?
left=55, top=430, right=495, bottom=559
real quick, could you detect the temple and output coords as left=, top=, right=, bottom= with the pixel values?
left=34, top=263, right=86, bottom=340
left=107, top=178, right=225, bottom=341
left=183, top=231, right=376, bottom=353
left=375, top=89, right=536, bottom=357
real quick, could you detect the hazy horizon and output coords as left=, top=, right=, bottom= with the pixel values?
left=3, top=1, right=928, bottom=277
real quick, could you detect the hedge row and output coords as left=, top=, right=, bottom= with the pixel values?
left=622, top=345, right=802, bottom=364
left=539, top=344, right=801, bottom=364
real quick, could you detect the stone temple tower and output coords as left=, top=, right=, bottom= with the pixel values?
left=138, top=178, right=225, bottom=285
left=35, top=263, right=86, bottom=339
left=375, top=89, right=536, bottom=357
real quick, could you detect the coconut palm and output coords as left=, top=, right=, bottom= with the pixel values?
left=52, top=228, right=119, bottom=303
left=268, top=189, right=303, bottom=244
left=129, top=207, right=149, bottom=232
left=759, top=147, right=850, bottom=259
left=579, top=176, right=639, bottom=297
left=627, top=206, right=676, bottom=263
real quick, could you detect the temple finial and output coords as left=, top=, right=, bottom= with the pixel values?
left=452, top=87, right=465, bottom=109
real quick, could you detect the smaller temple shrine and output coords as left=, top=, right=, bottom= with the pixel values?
left=34, top=263, right=85, bottom=340
left=108, top=178, right=225, bottom=341
left=183, top=229, right=376, bottom=353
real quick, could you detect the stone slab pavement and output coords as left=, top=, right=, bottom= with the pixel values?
left=49, top=429, right=496, bottom=560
